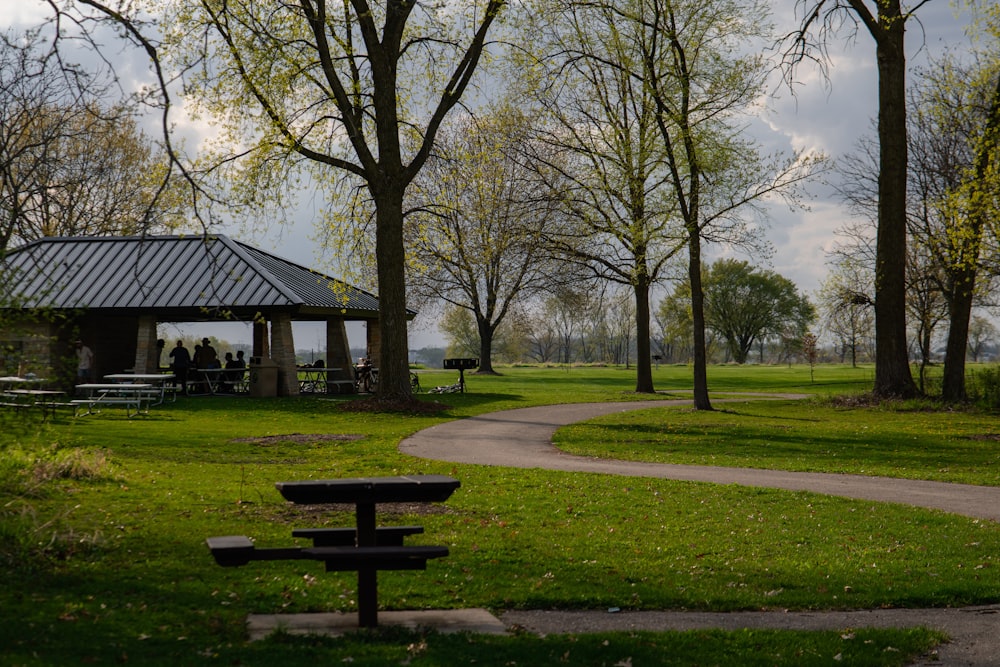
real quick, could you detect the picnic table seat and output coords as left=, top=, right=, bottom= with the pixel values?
left=291, top=525, right=423, bottom=546
left=205, top=535, right=447, bottom=571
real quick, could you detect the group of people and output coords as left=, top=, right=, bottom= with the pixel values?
left=168, top=338, right=247, bottom=394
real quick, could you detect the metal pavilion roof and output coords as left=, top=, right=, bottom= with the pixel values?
left=0, top=235, right=390, bottom=321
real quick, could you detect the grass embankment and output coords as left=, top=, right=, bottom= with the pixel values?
left=0, top=363, right=991, bottom=665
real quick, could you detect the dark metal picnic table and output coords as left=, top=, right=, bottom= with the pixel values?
left=208, top=474, right=460, bottom=628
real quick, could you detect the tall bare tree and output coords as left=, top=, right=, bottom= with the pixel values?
left=782, top=0, right=936, bottom=399
left=0, top=30, right=176, bottom=252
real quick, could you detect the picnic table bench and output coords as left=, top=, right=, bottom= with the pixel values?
left=1, top=389, right=72, bottom=418
left=72, top=383, right=154, bottom=417
left=105, top=374, right=176, bottom=404
left=206, top=474, right=459, bottom=628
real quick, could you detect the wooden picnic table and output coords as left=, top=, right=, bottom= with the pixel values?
left=207, top=474, right=460, bottom=628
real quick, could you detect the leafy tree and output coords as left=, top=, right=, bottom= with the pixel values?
left=524, top=0, right=683, bottom=392
left=701, top=259, right=816, bottom=365
left=635, top=0, right=820, bottom=406
left=438, top=305, right=481, bottom=360
left=908, top=40, right=1000, bottom=400
left=526, top=0, right=820, bottom=404
left=406, top=107, right=563, bottom=375
left=65, top=0, right=506, bottom=402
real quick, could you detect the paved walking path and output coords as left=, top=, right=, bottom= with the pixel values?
left=398, top=396, right=1000, bottom=666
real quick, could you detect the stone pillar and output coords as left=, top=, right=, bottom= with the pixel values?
left=326, top=318, right=353, bottom=381
left=270, top=312, right=299, bottom=396
left=252, top=318, right=270, bottom=359
left=366, top=319, right=381, bottom=367
left=133, top=315, right=158, bottom=373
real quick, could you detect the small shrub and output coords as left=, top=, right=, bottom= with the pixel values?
left=0, top=444, right=114, bottom=498
left=28, top=446, right=113, bottom=485
left=968, top=365, right=1000, bottom=410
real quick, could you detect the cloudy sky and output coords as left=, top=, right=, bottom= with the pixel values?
left=2, top=1, right=980, bottom=348
left=756, top=0, right=975, bottom=294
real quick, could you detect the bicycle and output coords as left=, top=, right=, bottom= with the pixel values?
left=428, top=381, right=462, bottom=394
left=354, top=363, right=378, bottom=393
left=353, top=365, right=420, bottom=394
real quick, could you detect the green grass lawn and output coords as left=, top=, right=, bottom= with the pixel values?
left=0, top=363, right=994, bottom=665
left=556, top=398, right=1000, bottom=485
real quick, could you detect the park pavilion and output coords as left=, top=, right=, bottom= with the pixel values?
left=0, top=234, right=403, bottom=393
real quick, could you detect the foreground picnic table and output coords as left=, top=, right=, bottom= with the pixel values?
left=207, top=474, right=460, bottom=628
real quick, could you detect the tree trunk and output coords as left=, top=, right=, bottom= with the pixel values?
left=688, top=229, right=712, bottom=410
left=942, top=282, right=974, bottom=401
left=634, top=277, right=654, bottom=393
left=373, top=186, right=412, bottom=401
left=871, top=0, right=917, bottom=399
left=942, top=72, right=1000, bottom=402
left=477, top=315, right=497, bottom=374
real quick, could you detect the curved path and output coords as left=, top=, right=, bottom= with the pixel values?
left=400, top=398, right=1000, bottom=665
left=400, top=398, right=1000, bottom=522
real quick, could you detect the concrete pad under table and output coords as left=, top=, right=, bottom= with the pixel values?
left=247, top=608, right=507, bottom=640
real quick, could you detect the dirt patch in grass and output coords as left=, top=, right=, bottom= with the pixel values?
left=231, top=433, right=365, bottom=445
left=967, top=433, right=1000, bottom=441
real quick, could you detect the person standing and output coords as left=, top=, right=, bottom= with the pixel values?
left=200, top=338, right=219, bottom=368
left=75, top=339, right=94, bottom=384
left=169, top=340, right=191, bottom=395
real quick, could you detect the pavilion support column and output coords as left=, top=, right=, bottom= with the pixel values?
left=326, top=318, right=353, bottom=382
left=270, top=313, right=299, bottom=396
left=133, top=315, right=158, bottom=373
left=252, top=318, right=270, bottom=359
left=366, top=319, right=381, bottom=367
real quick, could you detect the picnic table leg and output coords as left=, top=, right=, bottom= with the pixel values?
left=355, top=502, right=379, bottom=627
left=357, top=567, right=378, bottom=628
